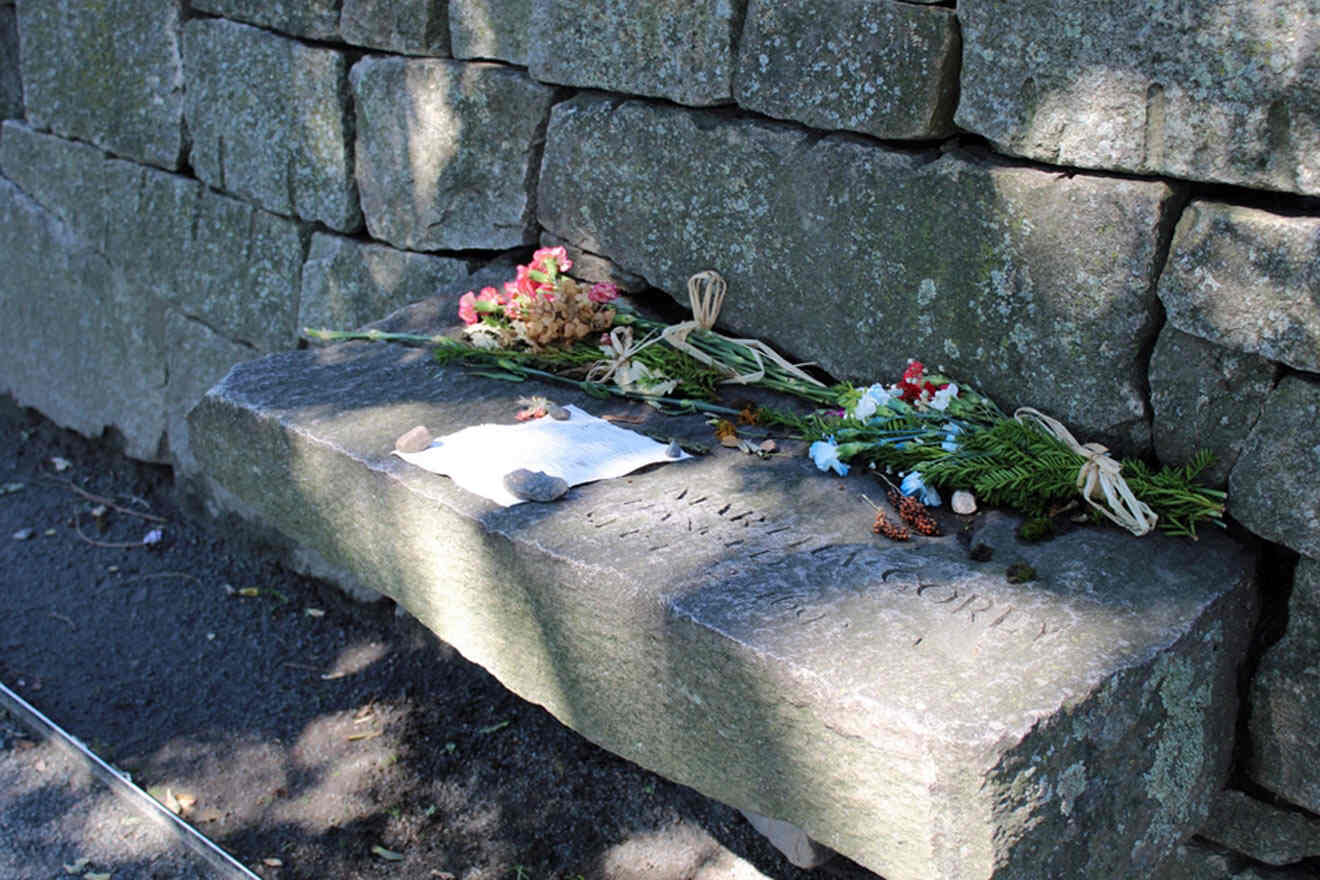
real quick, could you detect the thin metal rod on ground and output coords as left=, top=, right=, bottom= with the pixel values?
left=0, top=680, right=261, bottom=880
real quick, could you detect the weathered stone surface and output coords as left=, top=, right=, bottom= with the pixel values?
left=190, top=321, right=1256, bottom=880
left=1201, top=789, right=1320, bottom=866
left=735, top=0, right=959, bottom=139
left=1158, top=201, right=1320, bottom=374
left=0, top=178, right=166, bottom=460
left=1149, top=326, right=1278, bottom=487
left=540, top=97, right=1177, bottom=450
left=1249, top=557, right=1320, bottom=812
left=350, top=57, right=553, bottom=251
left=16, top=0, right=183, bottom=169
left=1230, top=377, right=1320, bottom=560
left=449, top=0, right=530, bottom=64
left=299, top=233, right=471, bottom=333
left=341, top=0, right=450, bottom=56
left=1156, top=841, right=1315, bottom=880
left=164, top=312, right=263, bottom=477
left=0, top=122, right=304, bottom=460
left=956, top=1, right=1320, bottom=196
left=526, top=0, right=743, bottom=106
left=0, top=4, right=21, bottom=120
left=190, top=0, right=339, bottom=41
left=183, top=19, right=360, bottom=232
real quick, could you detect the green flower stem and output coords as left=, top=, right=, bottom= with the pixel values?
left=304, top=327, right=446, bottom=346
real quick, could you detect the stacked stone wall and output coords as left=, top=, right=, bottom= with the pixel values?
left=0, top=1, right=1317, bottom=875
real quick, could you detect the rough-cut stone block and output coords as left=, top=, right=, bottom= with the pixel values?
left=0, top=122, right=304, bottom=460
left=1230, top=377, right=1320, bottom=560
left=190, top=0, right=339, bottom=41
left=1250, top=557, right=1320, bottom=812
left=527, top=0, right=743, bottom=106
left=449, top=0, right=530, bottom=64
left=351, top=57, right=553, bottom=251
left=1149, top=326, right=1278, bottom=488
left=16, top=0, right=183, bottom=169
left=183, top=19, right=360, bottom=232
left=165, top=312, right=263, bottom=477
left=1158, top=201, right=1320, bottom=374
left=1, top=4, right=21, bottom=120
left=341, top=0, right=450, bottom=56
left=299, top=232, right=471, bottom=332
left=189, top=318, right=1255, bottom=880
left=956, top=0, right=1320, bottom=196
left=539, top=97, right=1176, bottom=450
left=735, top=0, right=958, bottom=139
left=1201, top=789, right=1320, bottom=867
left=0, top=178, right=166, bottom=460
left=1156, top=841, right=1315, bottom=880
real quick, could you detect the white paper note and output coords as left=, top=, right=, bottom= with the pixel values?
left=394, top=405, right=688, bottom=506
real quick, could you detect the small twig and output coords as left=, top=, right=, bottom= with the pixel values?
left=48, top=612, right=76, bottom=630
left=42, top=477, right=167, bottom=523
left=73, top=517, right=148, bottom=549
left=282, top=662, right=322, bottom=673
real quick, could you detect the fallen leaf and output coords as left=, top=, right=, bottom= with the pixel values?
left=50, top=457, right=71, bottom=472
left=304, top=608, right=325, bottom=618
left=477, top=720, right=511, bottom=735
left=62, top=857, right=90, bottom=873
left=174, top=792, right=197, bottom=812
left=759, top=439, right=777, bottom=453
left=262, top=857, right=284, bottom=867
left=713, top=419, right=738, bottom=447
left=141, top=528, right=164, bottom=545
left=147, top=785, right=182, bottom=814
left=371, top=845, right=405, bottom=861
left=34, top=758, right=47, bottom=772
left=0, top=482, right=24, bottom=495
left=90, top=504, right=107, bottom=518
left=237, top=587, right=261, bottom=598
left=43, top=528, right=57, bottom=536
left=85, top=873, right=112, bottom=880
left=12, top=528, right=33, bottom=541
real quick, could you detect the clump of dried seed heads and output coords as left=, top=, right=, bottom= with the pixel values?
left=886, top=486, right=942, bottom=537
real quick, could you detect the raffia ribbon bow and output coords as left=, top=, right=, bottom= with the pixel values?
left=660, top=271, right=825, bottom=388
left=1014, top=407, right=1158, bottom=536
left=586, top=325, right=662, bottom=385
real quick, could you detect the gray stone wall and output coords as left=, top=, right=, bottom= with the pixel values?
left=2, top=0, right=1319, bottom=875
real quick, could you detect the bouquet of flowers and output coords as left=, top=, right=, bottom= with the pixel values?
left=307, top=267, right=1225, bottom=538
left=807, top=360, right=1224, bottom=538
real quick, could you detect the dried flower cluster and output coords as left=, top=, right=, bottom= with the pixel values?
left=459, top=247, right=619, bottom=351
left=887, top=486, right=942, bottom=536
left=872, top=509, right=910, bottom=541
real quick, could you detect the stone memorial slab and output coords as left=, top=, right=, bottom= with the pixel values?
left=539, top=96, right=1175, bottom=451
left=1249, top=557, right=1320, bottom=814
left=16, top=0, right=184, bottom=169
left=341, top=0, right=451, bottom=57
left=450, top=0, right=531, bottom=64
left=1158, top=201, right=1320, bottom=374
left=189, top=310, right=1256, bottom=880
left=736, top=0, right=959, bottom=139
left=956, top=0, right=1320, bottom=196
left=350, top=57, right=553, bottom=251
left=190, top=0, right=340, bottom=41
left=526, top=0, right=742, bottom=106
left=183, top=19, right=360, bottom=232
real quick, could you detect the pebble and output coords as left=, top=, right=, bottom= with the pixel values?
left=394, top=425, right=433, bottom=453
left=504, top=469, right=569, bottom=502
left=666, top=440, right=683, bottom=459
left=952, top=490, right=978, bottom=515
left=547, top=404, right=570, bottom=421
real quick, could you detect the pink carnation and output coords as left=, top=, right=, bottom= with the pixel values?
left=458, top=291, right=479, bottom=325
left=588, top=282, right=619, bottom=303
left=532, top=246, right=571, bottom=273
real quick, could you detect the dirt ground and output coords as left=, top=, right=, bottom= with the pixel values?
left=0, top=395, right=882, bottom=880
